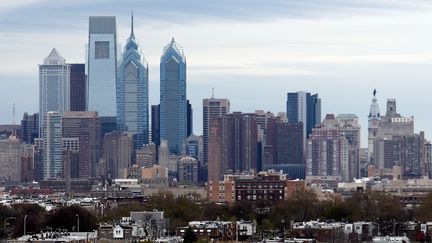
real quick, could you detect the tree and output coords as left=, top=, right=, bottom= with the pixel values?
left=11, top=203, right=46, bottom=237
left=414, top=193, right=432, bottom=222
left=46, top=205, right=97, bottom=232
left=183, top=226, right=197, bottom=243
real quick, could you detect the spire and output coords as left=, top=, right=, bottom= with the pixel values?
left=130, top=11, right=135, bottom=38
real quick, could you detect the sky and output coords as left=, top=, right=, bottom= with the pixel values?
left=1, top=0, right=432, bottom=147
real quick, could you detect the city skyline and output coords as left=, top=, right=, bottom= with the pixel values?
left=1, top=1, right=432, bottom=147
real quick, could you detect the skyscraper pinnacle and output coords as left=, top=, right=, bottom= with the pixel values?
left=130, top=11, right=135, bottom=38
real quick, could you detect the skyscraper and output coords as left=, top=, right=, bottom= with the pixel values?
left=21, top=112, right=39, bottom=144
left=87, top=16, right=117, bottom=116
left=39, top=48, right=70, bottom=137
left=0, top=138, right=21, bottom=182
left=202, top=97, right=230, bottom=182
left=70, top=64, right=86, bottom=111
left=160, top=38, right=187, bottom=155
left=306, top=114, right=350, bottom=182
left=208, top=112, right=259, bottom=181
left=43, top=111, right=63, bottom=179
left=337, top=114, right=361, bottom=180
left=102, top=132, right=132, bottom=179
left=187, top=100, right=193, bottom=137
left=151, top=104, right=160, bottom=148
left=116, top=14, right=149, bottom=149
left=286, top=91, right=321, bottom=149
left=63, top=111, right=100, bottom=178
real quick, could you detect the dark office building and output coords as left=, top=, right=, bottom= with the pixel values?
left=187, top=100, right=193, bottom=137
left=100, top=116, right=117, bottom=137
left=21, top=112, right=39, bottom=144
left=286, top=91, right=321, bottom=140
left=70, top=64, right=86, bottom=111
left=151, top=105, right=160, bottom=148
left=63, top=112, right=100, bottom=178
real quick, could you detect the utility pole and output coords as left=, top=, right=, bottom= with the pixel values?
left=23, top=214, right=28, bottom=236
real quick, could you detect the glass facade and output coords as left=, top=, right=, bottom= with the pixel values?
left=116, top=16, right=149, bottom=149
left=160, top=38, right=187, bottom=155
left=87, top=16, right=117, bottom=116
left=39, top=48, right=70, bottom=137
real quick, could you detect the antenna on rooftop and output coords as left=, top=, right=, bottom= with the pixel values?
left=211, top=87, right=215, bottom=99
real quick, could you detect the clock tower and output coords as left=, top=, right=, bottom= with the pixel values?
left=368, top=89, right=380, bottom=163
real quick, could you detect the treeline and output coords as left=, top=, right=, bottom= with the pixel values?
left=104, top=190, right=432, bottom=232
left=0, top=204, right=97, bottom=239
left=2, top=190, right=432, bottom=239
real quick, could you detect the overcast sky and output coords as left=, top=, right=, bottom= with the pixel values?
left=1, top=0, right=432, bottom=147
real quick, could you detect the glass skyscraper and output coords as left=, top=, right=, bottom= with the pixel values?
left=116, top=14, right=149, bottom=149
left=286, top=91, right=321, bottom=149
left=87, top=16, right=117, bottom=116
left=160, top=38, right=187, bottom=155
left=39, top=48, right=70, bottom=137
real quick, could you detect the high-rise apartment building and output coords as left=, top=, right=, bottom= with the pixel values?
left=70, top=64, right=86, bottom=111
left=306, top=114, right=350, bottom=182
left=202, top=97, right=230, bottom=182
left=43, top=111, right=63, bottom=179
left=208, top=112, right=258, bottom=181
left=39, top=48, right=70, bottom=137
left=286, top=91, right=321, bottom=149
left=0, top=138, right=21, bottom=182
left=63, top=111, right=100, bottom=178
left=87, top=16, right=117, bottom=116
left=21, top=112, right=39, bottom=144
left=159, top=38, right=187, bottom=155
left=116, top=14, right=149, bottom=149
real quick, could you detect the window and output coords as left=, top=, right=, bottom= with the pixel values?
left=95, top=41, right=110, bottom=59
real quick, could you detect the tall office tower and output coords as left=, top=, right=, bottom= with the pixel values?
left=151, top=105, right=160, bottom=148
left=21, top=112, right=39, bottom=144
left=208, top=112, right=258, bottom=181
left=187, top=100, right=193, bottom=137
left=306, top=114, right=350, bottom=182
left=264, top=118, right=304, bottom=179
left=286, top=91, right=321, bottom=150
left=39, top=48, right=70, bottom=137
left=63, top=112, right=100, bottom=178
left=102, top=132, right=132, bottom=179
left=62, top=137, right=80, bottom=179
left=70, top=64, right=86, bottom=111
left=87, top=16, right=117, bottom=116
left=116, top=14, right=149, bottom=149
left=43, top=111, right=63, bottom=179
left=368, top=90, right=380, bottom=162
left=337, top=114, right=361, bottom=180
left=0, top=137, right=21, bottom=182
left=425, top=142, right=432, bottom=178
left=160, top=38, right=187, bottom=155
left=202, top=97, right=230, bottom=182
